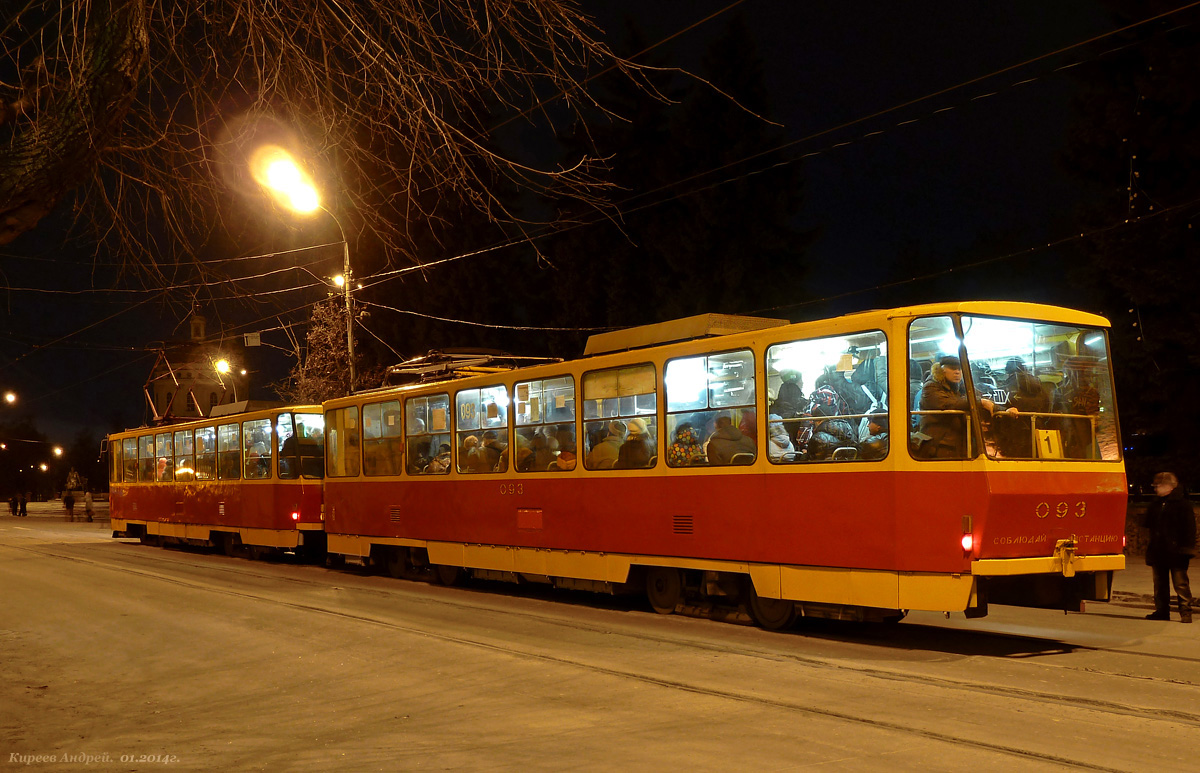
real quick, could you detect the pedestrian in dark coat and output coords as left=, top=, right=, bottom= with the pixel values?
left=1144, top=471, right=1196, bottom=623
left=19, top=493, right=27, bottom=517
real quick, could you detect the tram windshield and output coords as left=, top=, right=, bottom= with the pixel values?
left=908, top=314, right=1119, bottom=461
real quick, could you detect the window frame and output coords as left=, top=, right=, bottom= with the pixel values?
left=513, top=375, right=577, bottom=473
left=764, top=328, right=891, bottom=465
left=406, top=392, right=454, bottom=475
left=194, top=426, right=216, bottom=481
left=580, top=362, right=659, bottom=471
left=663, top=347, right=758, bottom=468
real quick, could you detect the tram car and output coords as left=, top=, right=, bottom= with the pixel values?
left=317, top=301, right=1127, bottom=628
left=109, top=405, right=326, bottom=558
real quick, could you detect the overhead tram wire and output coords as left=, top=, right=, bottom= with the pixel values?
left=357, top=299, right=614, bottom=333
left=355, top=1, right=1200, bottom=294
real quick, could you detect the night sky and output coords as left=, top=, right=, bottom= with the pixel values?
left=0, top=2, right=1138, bottom=454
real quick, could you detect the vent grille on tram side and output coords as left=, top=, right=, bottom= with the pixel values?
left=672, top=515, right=694, bottom=535
left=390, top=507, right=402, bottom=523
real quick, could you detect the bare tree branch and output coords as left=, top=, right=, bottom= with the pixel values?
left=0, top=0, right=638, bottom=276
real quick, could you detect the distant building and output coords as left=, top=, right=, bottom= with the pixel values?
left=144, top=313, right=249, bottom=423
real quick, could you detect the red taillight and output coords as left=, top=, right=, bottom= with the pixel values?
left=961, top=533, right=974, bottom=552
left=291, top=511, right=300, bottom=521
left=1122, top=535, right=1127, bottom=549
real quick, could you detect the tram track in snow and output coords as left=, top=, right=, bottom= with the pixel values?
left=15, top=538, right=1200, bottom=765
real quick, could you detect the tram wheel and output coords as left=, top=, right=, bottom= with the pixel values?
left=744, top=580, right=797, bottom=631
left=434, top=564, right=462, bottom=586
left=645, top=567, right=683, bottom=615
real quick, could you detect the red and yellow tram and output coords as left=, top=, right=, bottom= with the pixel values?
left=109, top=405, right=326, bottom=557
left=317, top=302, right=1127, bottom=627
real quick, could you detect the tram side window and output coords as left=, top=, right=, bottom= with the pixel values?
left=455, top=386, right=509, bottom=473
left=908, top=315, right=972, bottom=460
left=137, top=436, right=154, bottom=481
left=363, top=400, right=404, bottom=476
left=326, top=407, right=361, bottom=478
left=110, top=442, right=121, bottom=484
left=174, top=429, right=195, bottom=482
left=195, top=427, right=216, bottom=481
left=295, top=413, right=325, bottom=478
left=122, top=438, right=138, bottom=483
left=514, top=376, right=576, bottom=472
left=582, top=364, right=657, bottom=470
left=408, top=393, right=453, bottom=475
left=276, top=413, right=297, bottom=479
left=764, top=330, right=889, bottom=464
left=154, top=433, right=173, bottom=482
left=217, top=423, right=241, bottom=480
left=243, top=418, right=272, bottom=479
left=664, top=349, right=756, bottom=467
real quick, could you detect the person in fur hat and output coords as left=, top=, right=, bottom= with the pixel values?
left=917, top=355, right=995, bottom=458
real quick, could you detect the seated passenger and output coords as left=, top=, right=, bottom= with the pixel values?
left=738, top=409, right=758, bottom=443
left=427, top=443, right=452, bottom=473
left=585, top=420, right=625, bottom=469
left=706, top=415, right=755, bottom=465
left=667, top=422, right=705, bottom=467
left=614, top=419, right=653, bottom=469
left=766, top=415, right=794, bottom=461
left=552, top=428, right=577, bottom=471
left=459, top=435, right=480, bottom=471
left=531, top=428, right=559, bottom=471
left=552, top=439, right=577, bottom=471
left=859, top=410, right=889, bottom=460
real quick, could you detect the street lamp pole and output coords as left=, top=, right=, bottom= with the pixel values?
left=340, top=231, right=356, bottom=393
left=251, top=145, right=357, bottom=394
left=320, top=205, right=356, bottom=394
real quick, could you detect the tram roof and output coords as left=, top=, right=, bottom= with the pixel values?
left=583, top=313, right=791, bottom=356
left=879, top=300, right=1111, bottom=328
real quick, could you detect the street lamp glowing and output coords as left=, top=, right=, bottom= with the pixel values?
left=39, top=463, right=48, bottom=472
left=250, top=145, right=320, bottom=214
left=332, top=274, right=346, bottom=288
left=53, top=446, right=63, bottom=457
left=4, top=391, right=15, bottom=404
left=215, top=359, right=231, bottom=374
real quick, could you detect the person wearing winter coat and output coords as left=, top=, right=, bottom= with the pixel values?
left=585, top=420, right=625, bottom=470
left=916, top=355, right=995, bottom=459
left=667, top=423, right=705, bottom=467
left=1144, top=472, right=1196, bottom=623
left=766, top=415, right=794, bottom=461
left=771, top=371, right=806, bottom=418
left=706, top=415, right=756, bottom=466
left=991, top=360, right=1050, bottom=458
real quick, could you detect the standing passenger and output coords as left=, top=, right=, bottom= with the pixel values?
left=916, top=355, right=995, bottom=459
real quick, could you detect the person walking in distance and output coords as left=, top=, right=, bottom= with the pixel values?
left=1144, top=472, right=1196, bottom=623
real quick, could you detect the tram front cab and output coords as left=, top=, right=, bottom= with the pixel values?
left=904, top=308, right=1126, bottom=615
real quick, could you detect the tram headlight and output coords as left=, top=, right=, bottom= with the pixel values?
left=960, top=534, right=974, bottom=552
left=291, top=511, right=300, bottom=521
